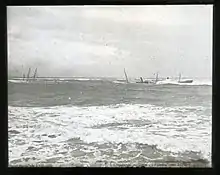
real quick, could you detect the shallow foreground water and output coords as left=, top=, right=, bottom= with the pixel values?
left=8, top=78, right=212, bottom=167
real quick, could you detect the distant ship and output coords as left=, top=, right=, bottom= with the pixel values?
left=18, top=67, right=38, bottom=83
left=178, top=73, right=193, bottom=83
left=24, top=67, right=38, bottom=82
left=136, top=72, right=160, bottom=84
left=116, top=68, right=129, bottom=83
left=8, top=67, right=38, bottom=84
left=156, top=74, right=193, bottom=85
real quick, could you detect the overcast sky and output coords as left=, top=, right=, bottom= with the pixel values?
left=7, top=5, right=212, bottom=78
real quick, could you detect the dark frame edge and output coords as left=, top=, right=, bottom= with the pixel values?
left=5, top=0, right=214, bottom=6
left=3, top=0, right=216, bottom=175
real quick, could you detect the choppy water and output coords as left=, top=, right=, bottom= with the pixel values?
left=8, top=78, right=212, bottom=167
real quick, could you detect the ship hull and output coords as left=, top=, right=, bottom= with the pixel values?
left=178, top=80, right=193, bottom=83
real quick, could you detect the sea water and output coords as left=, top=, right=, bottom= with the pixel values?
left=8, top=78, right=212, bottom=167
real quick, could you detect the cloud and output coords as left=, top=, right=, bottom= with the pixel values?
left=78, top=5, right=211, bottom=26
left=7, top=5, right=213, bottom=78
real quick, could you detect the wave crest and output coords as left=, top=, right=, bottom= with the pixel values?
left=8, top=103, right=211, bottom=164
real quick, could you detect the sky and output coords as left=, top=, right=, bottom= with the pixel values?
left=7, top=5, right=213, bottom=78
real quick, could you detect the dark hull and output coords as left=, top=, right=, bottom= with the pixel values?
left=136, top=81, right=157, bottom=84
left=178, top=80, right=193, bottom=83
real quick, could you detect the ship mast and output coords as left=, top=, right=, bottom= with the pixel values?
left=23, top=74, right=25, bottom=81
left=26, top=68, right=31, bottom=81
left=124, top=68, right=129, bottom=83
left=33, top=68, right=38, bottom=80
left=155, top=72, right=159, bottom=83
left=178, top=73, right=181, bottom=82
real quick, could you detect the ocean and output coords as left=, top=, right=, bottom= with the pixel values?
left=8, top=77, right=212, bottom=167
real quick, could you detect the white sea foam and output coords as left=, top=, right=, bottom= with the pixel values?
left=8, top=80, right=28, bottom=83
left=156, top=79, right=212, bottom=86
left=73, top=78, right=102, bottom=81
left=113, top=81, right=127, bottom=84
left=8, top=78, right=212, bottom=86
left=8, top=103, right=211, bottom=166
left=8, top=78, right=102, bottom=83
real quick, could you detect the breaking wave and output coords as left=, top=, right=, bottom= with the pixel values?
left=156, top=80, right=212, bottom=86
left=8, top=78, right=212, bottom=86
left=8, top=103, right=211, bottom=166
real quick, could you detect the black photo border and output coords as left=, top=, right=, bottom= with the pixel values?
left=1, top=0, right=217, bottom=175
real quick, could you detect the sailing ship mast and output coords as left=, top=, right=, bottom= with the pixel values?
left=124, top=68, right=129, bottom=83
left=33, top=68, right=38, bottom=81
left=21, top=65, right=25, bottom=81
left=155, top=72, right=159, bottom=83
left=26, top=68, right=31, bottom=81
left=22, top=74, right=25, bottom=81
left=178, top=73, right=181, bottom=82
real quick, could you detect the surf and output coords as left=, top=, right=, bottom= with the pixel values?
left=8, top=103, right=211, bottom=165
